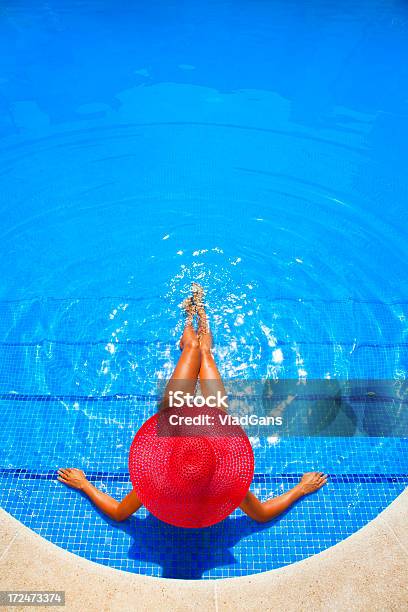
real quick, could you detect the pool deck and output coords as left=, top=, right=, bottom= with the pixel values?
left=1, top=488, right=407, bottom=612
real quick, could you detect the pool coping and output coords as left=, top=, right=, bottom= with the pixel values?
left=1, top=487, right=407, bottom=611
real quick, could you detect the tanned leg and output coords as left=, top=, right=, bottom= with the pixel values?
left=159, top=296, right=201, bottom=410
left=193, top=284, right=228, bottom=409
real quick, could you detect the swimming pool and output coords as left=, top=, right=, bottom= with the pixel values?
left=0, top=0, right=407, bottom=580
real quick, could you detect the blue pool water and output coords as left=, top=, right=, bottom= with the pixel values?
left=0, top=0, right=408, bottom=579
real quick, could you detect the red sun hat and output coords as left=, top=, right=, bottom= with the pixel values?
left=129, top=406, right=254, bottom=528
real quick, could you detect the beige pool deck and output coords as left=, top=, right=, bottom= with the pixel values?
left=1, top=488, right=407, bottom=612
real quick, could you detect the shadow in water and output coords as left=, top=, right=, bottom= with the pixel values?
left=96, top=509, right=288, bottom=579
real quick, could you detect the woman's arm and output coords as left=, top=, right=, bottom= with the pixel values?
left=57, top=468, right=142, bottom=521
left=240, top=472, right=327, bottom=523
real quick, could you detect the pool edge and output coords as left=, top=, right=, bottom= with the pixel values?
left=1, top=488, right=407, bottom=611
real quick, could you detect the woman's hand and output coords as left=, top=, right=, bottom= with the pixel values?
left=297, top=471, right=328, bottom=495
left=57, top=469, right=143, bottom=521
left=57, top=468, right=89, bottom=490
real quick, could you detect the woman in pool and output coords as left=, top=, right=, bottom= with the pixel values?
left=58, top=284, right=327, bottom=525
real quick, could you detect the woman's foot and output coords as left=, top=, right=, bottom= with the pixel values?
left=179, top=296, right=198, bottom=350
left=181, top=295, right=196, bottom=326
left=179, top=283, right=211, bottom=349
left=191, top=282, right=204, bottom=303
left=192, top=283, right=211, bottom=346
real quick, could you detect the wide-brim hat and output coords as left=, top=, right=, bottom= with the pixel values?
left=129, top=406, right=254, bottom=528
